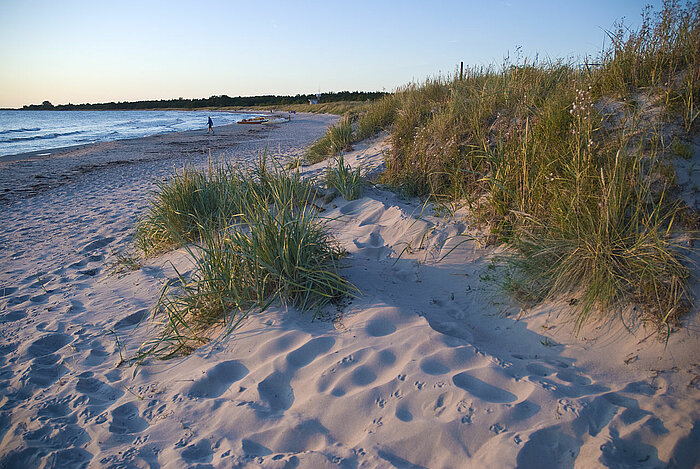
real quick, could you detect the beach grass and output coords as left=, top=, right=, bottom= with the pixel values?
left=305, top=116, right=354, bottom=164
left=354, top=94, right=399, bottom=142
left=241, top=101, right=369, bottom=116
left=134, top=155, right=356, bottom=360
left=135, top=161, right=242, bottom=256
left=596, top=1, right=699, bottom=131
left=303, top=96, right=399, bottom=163
left=326, top=154, right=364, bottom=201
left=348, top=0, right=695, bottom=332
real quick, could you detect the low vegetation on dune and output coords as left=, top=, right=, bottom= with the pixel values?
left=135, top=162, right=241, bottom=256
left=242, top=101, right=369, bottom=116
left=135, top=156, right=356, bottom=360
left=305, top=116, right=354, bottom=164
left=307, top=0, right=699, bottom=333
left=304, top=96, right=397, bottom=164
left=326, top=154, right=364, bottom=201
left=133, top=2, right=698, bottom=360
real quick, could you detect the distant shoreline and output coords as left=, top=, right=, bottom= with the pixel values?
left=12, top=91, right=386, bottom=112
left=0, top=113, right=337, bottom=206
left=0, top=109, right=284, bottom=160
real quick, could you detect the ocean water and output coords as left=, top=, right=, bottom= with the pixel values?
left=0, top=110, right=261, bottom=158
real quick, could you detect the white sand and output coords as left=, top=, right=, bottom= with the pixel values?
left=1, top=119, right=699, bottom=468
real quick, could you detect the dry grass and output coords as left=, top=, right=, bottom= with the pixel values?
left=373, top=1, right=697, bottom=332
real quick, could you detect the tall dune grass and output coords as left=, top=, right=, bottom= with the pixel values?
left=304, top=95, right=399, bottom=163
left=135, top=156, right=356, bottom=360
left=367, top=1, right=695, bottom=331
left=326, top=154, right=364, bottom=201
left=135, top=162, right=242, bottom=256
left=354, top=94, right=399, bottom=141
left=305, top=116, right=354, bottom=164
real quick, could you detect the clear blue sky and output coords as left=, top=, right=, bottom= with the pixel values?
left=0, top=0, right=661, bottom=108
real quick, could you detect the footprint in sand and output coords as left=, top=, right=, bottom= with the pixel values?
left=328, top=348, right=396, bottom=397
left=27, top=333, right=72, bottom=357
left=395, top=405, right=414, bottom=422
left=351, top=366, right=377, bottom=386
left=420, top=357, right=450, bottom=376
left=525, top=363, right=555, bottom=377
left=27, top=353, right=67, bottom=387
left=114, top=309, right=148, bottom=330
left=75, top=373, right=123, bottom=406
left=1, top=287, right=18, bottom=297
left=286, top=337, right=335, bottom=369
left=621, top=380, right=657, bottom=396
left=365, top=318, right=396, bottom=337
left=452, top=372, right=518, bottom=404
left=517, top=427, right=580, bottom=468
left=44, top=448, right=93, bottom=468
left=84, top=341, right=110, bottom=366
left=6, top=294, right=31, bottom=306
left=77, top=268, right=100, bottom=278
left=104, top=369, right=122, bottom=383
left=188, top=360, right=248, bottom=398
left=109, top=402, right=148, bottom=434
left=68, top=259, right=88, bottom=270
left=29, top=292, right=50, bottom=303
left=339, top=200, right=364, bottom=215
left=37, top=397, right=74, bottom=420
left=1, top=310, right=27, bottom=322
left=536, top=376, right=608, bottom=399
left=257, top=371, right=294, bottom=411
left=241, top=438, right=272, bottom=457
left=556, top=369, right=592, bottom=385
left=353, top=229, right=388, bottom=259
left=600, top=429, right=665, bottom=468
left=81, top=236, right=115, bottom=253
left=253, top=330, right=306, bottom=358
left=422, top=391, right=454, bottom=419
left=181, top=438, right=213, bottom=464
left=506, top=399, right=541, bottom=423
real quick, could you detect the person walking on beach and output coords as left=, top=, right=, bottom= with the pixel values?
left=207, top=116, right=214, bottom=134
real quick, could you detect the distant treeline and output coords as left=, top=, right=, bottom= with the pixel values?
left=21, top=91, right=388, bottom=110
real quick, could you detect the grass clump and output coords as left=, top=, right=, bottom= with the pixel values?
left=354, top=94, right=399, bottom=141
left=107, top=250, right=142, bottom=276
left=135, top=162, right=241, bottom=256
left=305, top=116, right=354, bottom=164
left=304, top=95, right=398, bottom=164
left=326, top=154, right=364, bottom=201
left=373, top=1, right=697, bottom=332
left=596, top=0, right=700, bottom=132
left=135, top=156, right=356, bottom=360
left=505, top=140, right=690, bottom=331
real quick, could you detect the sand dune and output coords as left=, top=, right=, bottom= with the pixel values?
left=1, top=119, right=699, bottom=468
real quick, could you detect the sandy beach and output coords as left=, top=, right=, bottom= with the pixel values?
left=1, top=114, right=699, bottom=468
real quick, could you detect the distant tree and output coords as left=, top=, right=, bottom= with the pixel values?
left=19, top=91, right=389, bottom=111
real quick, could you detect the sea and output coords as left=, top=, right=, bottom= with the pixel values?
left=0, top=109, right=260, bottom=158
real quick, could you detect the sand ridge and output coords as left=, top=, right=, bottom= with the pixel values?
left=1, top=123, right=699, bottom=468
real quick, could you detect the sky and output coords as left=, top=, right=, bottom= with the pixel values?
left=0, top=0, right=663, bottom=108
